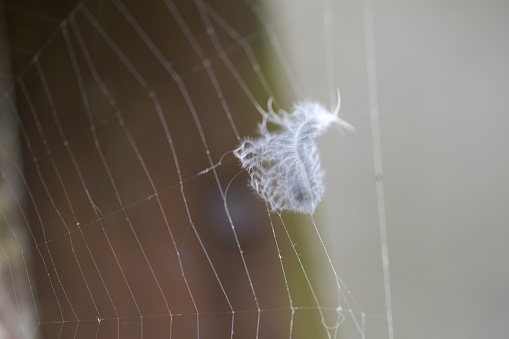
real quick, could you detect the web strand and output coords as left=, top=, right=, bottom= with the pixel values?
left=323, top=0, right=337, bottom=109
left=277, top=214, right=333, bottom=339
left=362, top=0, right=395, bottom=338
left=266, top=210, right=294, bottom=339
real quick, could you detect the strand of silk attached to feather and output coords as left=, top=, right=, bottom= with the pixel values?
left=234, top=90, right=354, bottom=214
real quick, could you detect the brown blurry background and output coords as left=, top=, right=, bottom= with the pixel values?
left=0, top=0, right=303, bottom=338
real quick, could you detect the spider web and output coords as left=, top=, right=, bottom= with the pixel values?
left=0, top=0, right=393, bottom=338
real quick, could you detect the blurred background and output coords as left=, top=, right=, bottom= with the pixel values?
left=1, top=0, right=508, bottom=338
left=285, top=0, right=509, bottom=338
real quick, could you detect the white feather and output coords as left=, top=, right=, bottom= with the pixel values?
left=234, top=91, right=353, bottom=214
